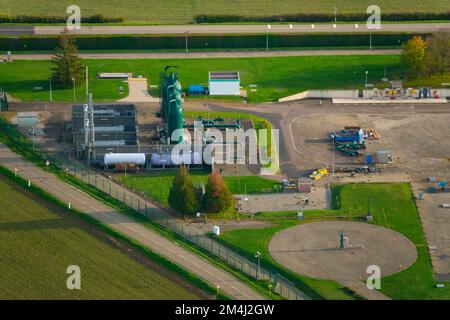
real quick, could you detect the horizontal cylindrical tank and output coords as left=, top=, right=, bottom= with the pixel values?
left=151, top=152, right=201, bottom=166
left=104, top=153, right=146, bottom=166
left=94, top=125, right=125, bottom=132
left=92, top=140, right=126, bottom=147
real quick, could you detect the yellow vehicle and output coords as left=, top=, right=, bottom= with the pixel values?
left=309, top=168, right=329, bottom=180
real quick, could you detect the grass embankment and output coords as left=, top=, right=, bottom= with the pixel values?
left=0, top=171, right=202, bottom=299
left=2, top=0, right=450, bottom=23
left=0, top=55, right=405, bottom=102
left=219, top=183, right=450, bottom=300
left=119, top=170, right=280, bottom=207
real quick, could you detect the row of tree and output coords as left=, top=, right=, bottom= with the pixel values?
left=401, top=31, right=450, bottom=78
left=168, top=167, right=235, bottom=215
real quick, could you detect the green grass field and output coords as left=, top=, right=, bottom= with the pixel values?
left=1, top=1, right=450, bottom=23
left=0, top=55, right=404, bottom=102
left=119, top=170, right=279, bottom=207
left=0, top=174, right=201, bottom=299
left=218, top=183, right=450, bottom=300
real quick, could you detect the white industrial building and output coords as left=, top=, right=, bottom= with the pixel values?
left=208, top=71, right=240, bottom=96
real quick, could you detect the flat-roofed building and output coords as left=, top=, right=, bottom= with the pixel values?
left=208, top=71, right=240, bottom=96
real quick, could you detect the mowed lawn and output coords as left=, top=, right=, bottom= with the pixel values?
left=0, top=175, right=201, bottom=299
left=219, top=183, right=450, bottom=300
left=119, top=171, right=279, bottom=207
left=0, top=55, right=402, bottom=102
left=1, top=1, right=450, bottom=23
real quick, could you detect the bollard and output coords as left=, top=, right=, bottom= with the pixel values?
left=28, top=180, right=31, bottom=187
left=68, top=202, right=71, bottom=209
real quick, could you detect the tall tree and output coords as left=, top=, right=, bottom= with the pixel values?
left=202, top=172, right=234, bottom=213
left=401, top=36, right=427, bottom=77
left=168, top=166, right=199, bottom=215
left=425, top=31, right=450, bottom=75
left=51, top=29, right=84, bottom=88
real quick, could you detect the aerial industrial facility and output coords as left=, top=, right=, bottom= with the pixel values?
left=1, top=3, right=449, bottom=303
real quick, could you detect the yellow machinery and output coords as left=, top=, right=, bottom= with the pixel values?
left=309, top=168, right=329, bottom=180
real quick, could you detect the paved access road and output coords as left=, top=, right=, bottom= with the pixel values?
left=5, top=49, right=401, bottom=61
left=0, top=143, right=265, bottom=300
left=1, top=23, right=450, bottom=35
left=28, top=23, right=450, bottom=35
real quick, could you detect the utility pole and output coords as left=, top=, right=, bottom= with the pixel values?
left=85, top=66, right=89, bottom=104
left=332, top=137, right=335, bottom=177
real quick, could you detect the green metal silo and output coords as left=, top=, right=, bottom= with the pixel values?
left=161, top=67, right=184, bottom=144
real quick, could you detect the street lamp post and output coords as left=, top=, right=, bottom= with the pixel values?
left=49, top=67, right=52, bottom=102
left=72, top=77, right=76, bottom=102
left=365, top=71, right=369, bottom=88
left=334, top=7, right=337, bottom=23
left=255, top=251, right=261, bottom=279
left=185, top=31, right=189, bottom=53
left=266, top=24, right=271, bottom=52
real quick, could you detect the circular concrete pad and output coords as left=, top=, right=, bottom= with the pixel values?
left=269, top=221, right=417, bottom=282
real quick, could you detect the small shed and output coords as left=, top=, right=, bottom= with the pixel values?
left=298, top=179, right=312, bottom=193
left=208, top=71, right=240, bottom=96
left=17, top=112, right=38, bottom=129
left=391, top=80, right=403, bottom=89
left=97, top=73, right=132, bottom=79
left=374, top=151, right=393, bottom=164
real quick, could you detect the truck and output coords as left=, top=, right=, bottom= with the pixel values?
left=331, top=128, right=365, bottom=144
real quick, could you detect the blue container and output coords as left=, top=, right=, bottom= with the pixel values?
left=188, top=85, right=205, bottom=95
left=366, top=154, right=373, bottom=165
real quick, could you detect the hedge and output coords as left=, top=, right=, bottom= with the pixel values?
left=194, top=12, right=450, bottom=23
left=0, top=14, right=122, bottom=24
left=0, top=33, right=415, bottom=51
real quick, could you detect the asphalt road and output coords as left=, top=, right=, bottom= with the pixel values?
left=5, top=49, right=401, bottom=60
left=1, top=23, right=450, bottom=35
left=0, top=143, right=266, bottom=300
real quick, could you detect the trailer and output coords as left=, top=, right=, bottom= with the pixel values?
left=331, top=129, right=365, bottom=144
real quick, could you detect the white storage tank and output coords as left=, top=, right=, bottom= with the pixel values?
left=104, top=153, right=146, bottom=166
left=151, top=152, right=202, bottom=166
left=93, top=140, right=126, bottom=147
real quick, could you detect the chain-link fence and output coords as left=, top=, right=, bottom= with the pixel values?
left=0, top=117, right=308, bottom=300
